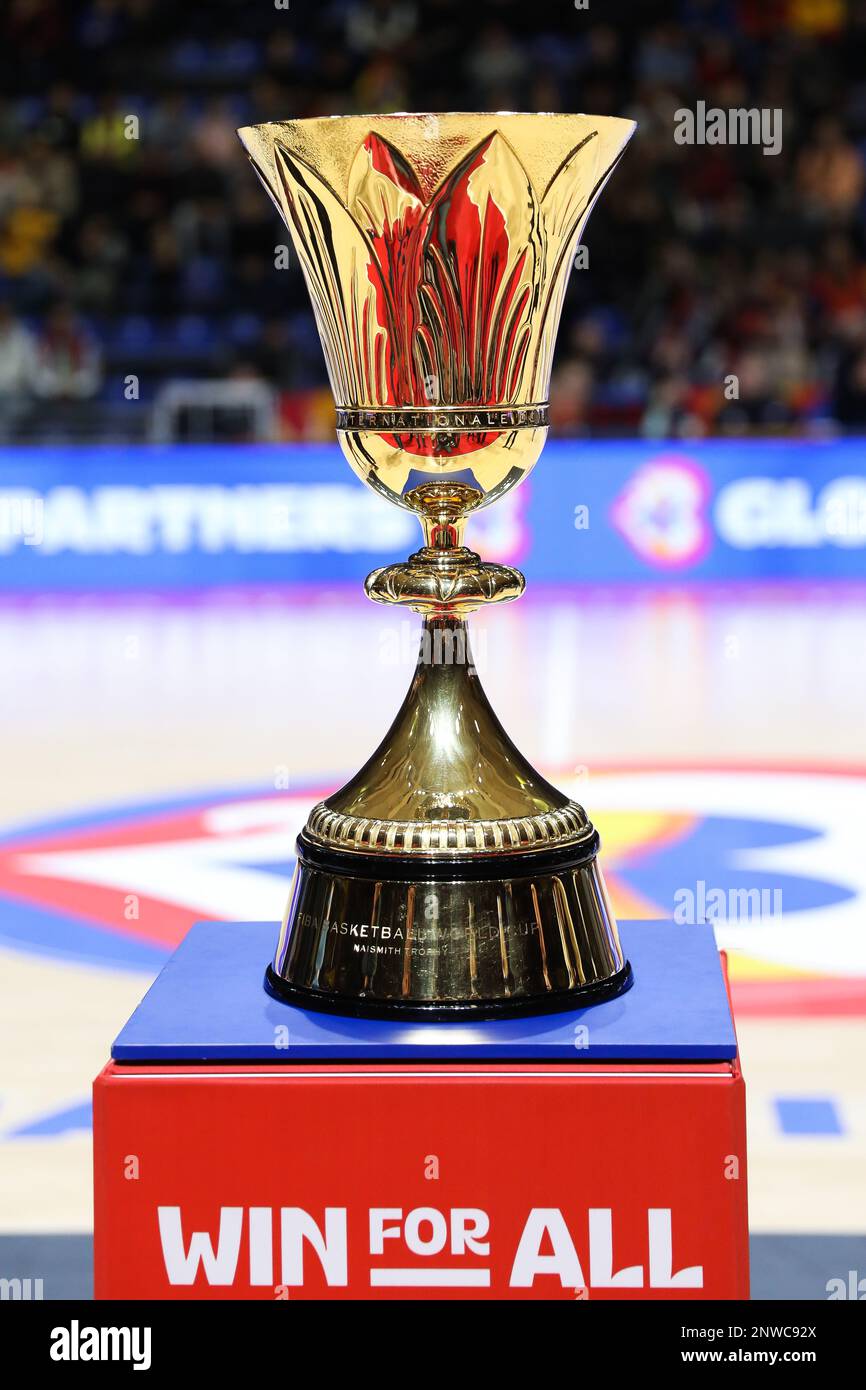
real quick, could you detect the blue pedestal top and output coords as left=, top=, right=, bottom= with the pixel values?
left=111, top=920, right=736, bottom=1063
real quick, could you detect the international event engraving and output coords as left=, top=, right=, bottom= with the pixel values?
left=335, top=406, right=550, bottom=433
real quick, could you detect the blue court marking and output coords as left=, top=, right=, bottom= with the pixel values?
left=8, top=1100, right=92, bottom=1137
left=774, top=1097, right=845, bottom=1137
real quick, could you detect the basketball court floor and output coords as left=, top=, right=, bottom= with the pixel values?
left=1, top=580, right=865, bottom=1297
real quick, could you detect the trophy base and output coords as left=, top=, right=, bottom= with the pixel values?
left=267, top=832, right=631, bottom=1022
left=264, top=960, right=633, bottom=1022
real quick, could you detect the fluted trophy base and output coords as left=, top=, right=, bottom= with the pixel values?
left=266, top=832, right=631, bottom=1022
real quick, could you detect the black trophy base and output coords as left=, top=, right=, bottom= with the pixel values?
left=264, top=959, right=633, bottom=1022
left=265, top=830, right=632, bottom=1023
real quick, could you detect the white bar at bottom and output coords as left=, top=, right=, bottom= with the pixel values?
left=370, top=1268, right=491, bottom=1287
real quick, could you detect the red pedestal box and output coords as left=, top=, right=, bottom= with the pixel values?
left=94, top=923, right=748, bottom=1300
left=94, top=1060, right=749, bottom=1301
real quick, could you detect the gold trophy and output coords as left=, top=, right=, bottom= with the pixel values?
left=239, top=112, right=635, bottom=1019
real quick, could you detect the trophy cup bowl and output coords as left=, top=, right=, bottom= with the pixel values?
left=238, top=112, right=636, bottom=1019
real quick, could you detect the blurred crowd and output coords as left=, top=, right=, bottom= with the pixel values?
left=2, top=0, right=866, bottom=439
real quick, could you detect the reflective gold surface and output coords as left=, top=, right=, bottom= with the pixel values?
left=238, top=112, right=634, bottom=521
left=240, top=111, right=635, bottom=1015
left=307, top=617, right=590, bottom=853
left=270, top=844, right=627, bottom=1020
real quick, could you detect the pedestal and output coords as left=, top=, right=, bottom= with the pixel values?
left=93, top=921, right=749, bottom=1300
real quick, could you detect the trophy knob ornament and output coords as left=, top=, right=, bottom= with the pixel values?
left=239, top=112, right=636, bottom=1018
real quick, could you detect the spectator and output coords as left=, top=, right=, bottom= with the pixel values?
left=717, top=350, right=795, bottom=432
left=79, top=92, right=138, bottom=165
left=796, top=117, right=865, bottom=222
left=0, top=301, right=37, bottom=439
left=549, top=360, right=596, bottom=437
left=811, top=234, right=866, bottom=333
left=192, top=98, right=241, bottom=172
left=73, top=214, right=127, bottom=312
left=466, top=24, right=527, bottom=105
left=32, top=301, right=101, bottom=400
left=40, top=83, right=81, bottom=154
left=834, top=344, right=866, bottom=424
left=345, top=0, right=418, bottom=56
left=641, top=374, right=704, bottom=439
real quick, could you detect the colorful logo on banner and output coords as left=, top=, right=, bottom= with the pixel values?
left=611, top=458, right=711, bottom=568
left=0, top=768, right=863, bottom=1016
